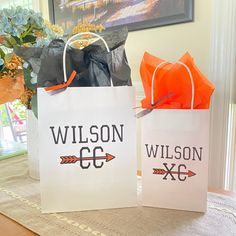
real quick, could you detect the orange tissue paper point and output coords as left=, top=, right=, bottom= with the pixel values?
left=140, top=52, right=215, bottom=109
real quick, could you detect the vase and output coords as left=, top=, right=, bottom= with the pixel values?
left=26, top=109, right=39, bottom=180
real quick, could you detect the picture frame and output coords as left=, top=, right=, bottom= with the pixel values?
left=48, top=0, right=194, bottom=33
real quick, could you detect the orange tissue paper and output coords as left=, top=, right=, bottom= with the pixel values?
left=140, top=52, right=215, bottom=109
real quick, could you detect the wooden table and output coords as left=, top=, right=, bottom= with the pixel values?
left=0, top=188, right=235, bottom=236
left=0, top=213, right=38, bottom=236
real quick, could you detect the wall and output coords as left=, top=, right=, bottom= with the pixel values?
left=40, top=0, right=49, bottom=20
left=128, top=0, right=212, bottom=96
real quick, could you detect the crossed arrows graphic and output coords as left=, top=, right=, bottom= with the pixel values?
left=60, top=153, right=115, bottom=164
left=153, top=168, right=196, bottom=178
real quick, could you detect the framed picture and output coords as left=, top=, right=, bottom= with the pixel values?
left=49, top=0, right=194, bottom=33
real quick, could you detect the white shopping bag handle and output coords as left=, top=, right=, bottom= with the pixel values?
left=151, top=61, right=195, bottom=110
left=63, top=32, right=112, bottom=85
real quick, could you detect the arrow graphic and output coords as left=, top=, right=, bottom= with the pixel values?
left=153, top=168, right=196, bottom=178
left=60, top=153, right=115, bottom=164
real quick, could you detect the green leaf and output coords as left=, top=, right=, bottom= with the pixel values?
left=21, top=25, right=33, bottom=38
left=23, top=67, right=37, bottom=90
left=7, top=36, right=18, bottom=46
left=11, top=35, right=22, bottom=45
left=0, top=48, right=5, bottom=59
left=30, top=93, right=38, bottom=119
left=22, top=34, right=37, bottom=44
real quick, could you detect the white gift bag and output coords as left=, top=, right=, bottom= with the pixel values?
left=141, top=61, right=210, bottom=212
left=38, top=33, right=137, bottom=213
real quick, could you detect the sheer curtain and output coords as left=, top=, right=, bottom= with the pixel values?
left=209, top=0, right=236, bottom=189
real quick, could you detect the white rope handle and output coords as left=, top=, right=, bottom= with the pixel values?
left=63, top=32, right=113, bottom=85
left=151, top=61, right=195, bottom=110
left=151, top=61, right=170, bottom=106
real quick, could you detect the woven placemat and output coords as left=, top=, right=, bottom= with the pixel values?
left=0, top=156, right=236, bottom=236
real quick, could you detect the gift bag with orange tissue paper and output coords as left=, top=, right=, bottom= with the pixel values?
left=140, top=52, right=214, bottom=212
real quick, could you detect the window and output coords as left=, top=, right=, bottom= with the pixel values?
left=0, top=0, right=33, bottom=9
left=0, top=0, right=39, bottom=11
